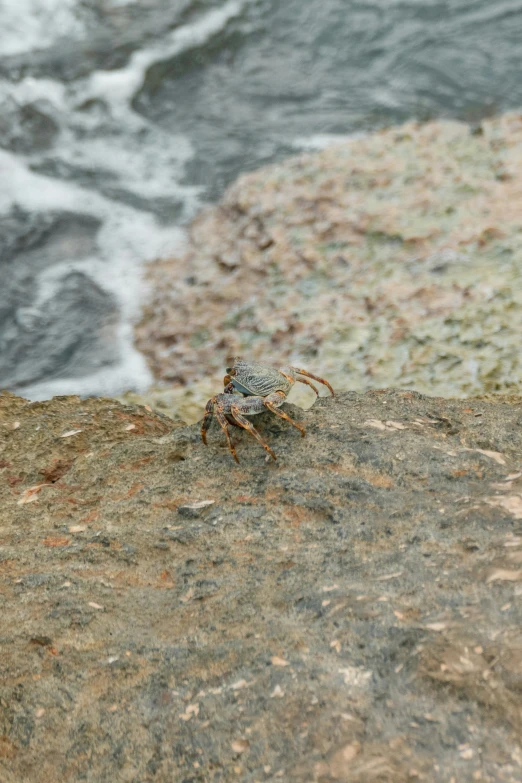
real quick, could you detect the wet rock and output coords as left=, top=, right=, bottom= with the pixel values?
left=0, top=209, right=112, bottom=389
left=0, top=99, right=60, bottom=154
left=0, top=271, right=118, bottom=388
left=1, top=390, right=521, bottom=781
left=136, top=113, right=522, bottom=422
left=0, top=208, right=101, bottom=267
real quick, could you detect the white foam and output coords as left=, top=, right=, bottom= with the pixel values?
left=291, top=132, right=363, bottom=151
left=85, top=0, right=246, bottom=107
left=23, top=349, right=153, bottom=400
left=0, top=0, right=84, bottom=56
left=3, top=75, right=67, bottom=107
left=0, top=149, right=92, bottom=213
left=0, top=148, right=187, bottom=399
left=56, top=130, right=198, bottom=201
left=0, top=0, right=249, bottom=401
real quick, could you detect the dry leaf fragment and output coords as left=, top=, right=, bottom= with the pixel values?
left=60, top=429, right=83, bottom=438
left=364, top=419, right=407, bottom=431
left=486, top=569, right=522, bottom=583
left=385, top=420, right=408, bottom=430
left=376, top=571, right=403, bottom=581
left=231, top=739, right=250, bottom=754
left=364, top=419, right=387, bottom=430
left=17, top=484, right=51, bottom=505
left=18, top=493, right=39, bottom=506
left=42, top=536, right=70, bottom=547
left=271, top=656, right=290, bottom=667
left=180, top=500, right=215, bottom=510
left=230, top=679, right=248, bottom=690
left=485, top=495, right=522, bottom=519
left=179, top=703, right=199, bottom=721
left=180, top=588, right=194, bottom=603
left=333, top=741, right=361, bottom=765
left=462, top=447, right=506, bottom=465
left=339, top=666, right=372, bottom=686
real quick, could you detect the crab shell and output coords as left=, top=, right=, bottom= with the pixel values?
left=225, top=359, right=296, bottom=397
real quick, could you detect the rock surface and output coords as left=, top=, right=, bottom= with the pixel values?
left=1, top=389, right=522, bottom=782
left=136, top=113, right=522, bottom=423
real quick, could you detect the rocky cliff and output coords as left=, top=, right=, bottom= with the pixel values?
left=1, top=389, right=522, bottom=782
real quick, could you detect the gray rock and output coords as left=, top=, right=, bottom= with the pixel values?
left=0, top=390, right=521, bottom=781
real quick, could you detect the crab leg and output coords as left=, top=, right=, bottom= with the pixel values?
left=230, top=401, right=277, bottom=461
left=215, top=408, right=239, bottom=463
left=289, top=366, right=335, bottom=397
left=295, top=376, right=319, bottom=396
left=201, top=397, right=240, bottom=462
left=263, top=391, right=306, bottom=437
left=201, top=398, right=216, bottom=445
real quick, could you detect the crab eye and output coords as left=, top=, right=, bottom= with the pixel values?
left=225, top=355, right=241, bottom=372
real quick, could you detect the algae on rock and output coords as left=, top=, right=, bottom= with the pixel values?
left=136, top=113, right=522, bottom=422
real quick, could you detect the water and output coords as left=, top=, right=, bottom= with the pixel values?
left=1, top=0, right=522, bottom=398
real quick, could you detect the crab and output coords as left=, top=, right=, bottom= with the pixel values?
left=201, top=358, right=334, bottom=463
